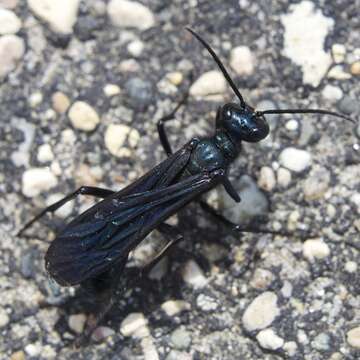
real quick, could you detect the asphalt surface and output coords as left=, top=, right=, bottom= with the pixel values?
left=1, top=1, right=359, bottom=359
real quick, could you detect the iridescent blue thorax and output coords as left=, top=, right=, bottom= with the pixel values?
left=187, top=131, right=239, bottom=174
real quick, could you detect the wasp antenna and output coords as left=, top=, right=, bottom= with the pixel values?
left=259, top=108, right=355, bottom=123
left=186, top=27, right=246, bottom=108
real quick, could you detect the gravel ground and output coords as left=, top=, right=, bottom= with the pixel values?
left=1, top=1, right=360, bottom=359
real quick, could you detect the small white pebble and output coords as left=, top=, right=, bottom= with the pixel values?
left=166, top=71, right=183, bottom=86
left=68, top=101, right=100, bottom=132
left=68, top=313, right=86, bottom=334
left=161, top=300, right=191, bottom=317
left=119, top=58, right=140, bottom=72
left=182, top=260, right=207, bottom=288
left=189, top=70, right=226, bottom=97
left=120, top=312, right=148, bottom=337
left=285, top=119, right=299, bottom=131
left=127, top=40, right=144, bottom=57
left=0, top=8, right=22, bottom=35
left=277, top=167, right=292, bottom=187
left=28, top=0, right=80, bottom=34
left=61, top=128, right=76, bottom=144
left=303, top=239, right=330, bottom=261
left=331, top=43, right=346, bottom=63
left=230, top=46, right=255, bottom=76
left=0, top=307, right=9, bottom=328
left=50, top=161, right=62, bottom=176
left=37, top=144, right=54, bottom=163
left=242, top=292, right=280, bottom=332
left=24, top=343, right=41, bottom=357
left=350, top=193, right=360, bottom=214
left=22, top=167, right=58, bottom=197
left=347, top=327, right=360, bottom=349
left=0, top=34, right=25, bottom=78
left=328, top=65, right=351, bottom=80
left=29, top=92, right=43, bottom=108
left=257, top=166, right=276, bottom=192
left=103, top=83, right=121, bottom=97
left=107, top=0, right=155, bottom=31
left=196, top=294, right=218, bottom=312
left=283, top=341, right=298, bottom=356
left=322, top=84, right=343, bottom=102
left=256, top=328, right=284, bottom=350
left=344, top=261, right=357, bottom=273
left=104, top=123, right=140, bottom=157
left=279, top=147, right=311, bottom=173
left=281, top=281, right=293, bottom=298
left=250, top=268, right=274, bottom=290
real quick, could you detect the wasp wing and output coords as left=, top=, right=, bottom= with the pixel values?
left=46, top=169, right=223, bottom=286
left=45, top=139, right=223, bottom=286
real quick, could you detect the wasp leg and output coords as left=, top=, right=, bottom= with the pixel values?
left=141, top=223, right=183, bottom=275
left=75, top=256, right=128, bottom=347
left=157, top=93, right=189, bottom=156
left=198, top=200, right=294, bottom=237
left=18, top=186, right=115, bottom=236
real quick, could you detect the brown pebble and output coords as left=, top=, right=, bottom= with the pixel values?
left=52, top=91, right=70, bottom=114
left=10, top=351, right=25, bottom=360
left=350, top=61, right=360, bottom=76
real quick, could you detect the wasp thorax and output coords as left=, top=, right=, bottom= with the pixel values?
left=220, top=103, right=269, bottom=143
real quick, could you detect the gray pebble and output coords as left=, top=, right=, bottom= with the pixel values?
left=0, top=307, right=9, bottom=328
left=91, top=326, right=116, bottom=342
left=311, top=332, right=330, bottom=351
left=125, top=77, right=153, bottom=108
left=322, top=84, right=343, bottom=102
left=165, top=350, right=192, bottom=360
left=196, top=293, right=218, bottom=312
left=356, top=121, right=360, bottom=139
left=219, top=175, right=269, bottom=223
left=337, top=96, right=360, bottom=115
left=20, top=249, right=36, bottom=278
left=170, top=327, right=191, bottom=350
left=298, top=118, right=317, bottom=146
left=303, top=167, right=330, bottom=200
left=250, top=268, right=275, bottom=290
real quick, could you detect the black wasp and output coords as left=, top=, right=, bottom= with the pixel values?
left=18, top=28, right=354, bottom=343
